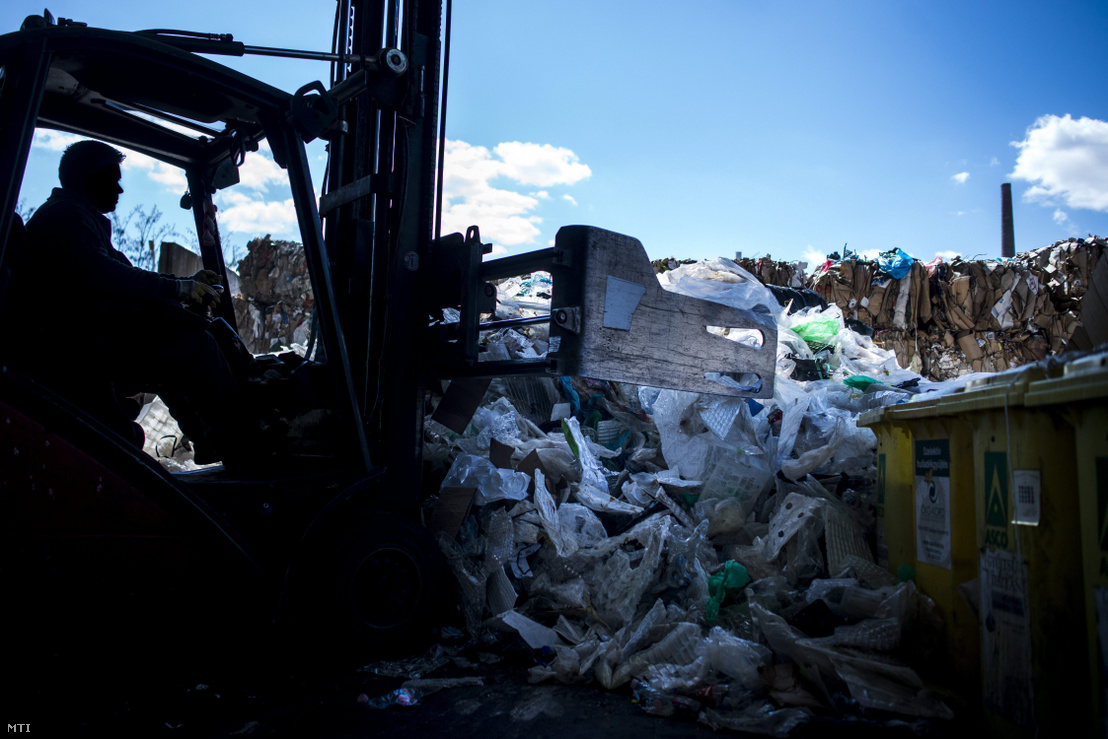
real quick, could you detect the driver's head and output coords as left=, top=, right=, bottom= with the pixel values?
left=59, top=140, right=125, bottom=213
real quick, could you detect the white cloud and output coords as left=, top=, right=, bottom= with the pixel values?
left=237, top=142, right=287, bottom=191
left=562, top=194, right=578, bottom=206
left=31, top=130, right=83, bottom=152
left=120, top=149, right=188, bottom=191
left=1052, top=209, right=1078, bottom=231
left=936, top=249, right=962, bottom=262
left=493, top=141, right=591, bottom=187
left=989, top=157, right=1000, bottom=167
left=1010, top=114, right=1108, bottom=211
left=441, top=139, right=590, bottom=247
left=215, top=191, right=297, bottom=237
left=802, top=247, right=827, bottom=269
left=857, top=248, right=881, bottom=261
left=952, top=172, right=970, bottom=184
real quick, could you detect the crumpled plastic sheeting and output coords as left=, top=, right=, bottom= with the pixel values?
left=564, top=417, right=642, bottom=515
left=424, top=257, right=960, bottom=735
left=655, top=258, right=784, bottom=324
left=441, top=453, right=531, bottom=507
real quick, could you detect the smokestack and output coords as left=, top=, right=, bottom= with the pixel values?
left=1001, top=183, right=1015, bottom=258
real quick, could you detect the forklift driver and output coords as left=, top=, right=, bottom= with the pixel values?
left=20, top=139, right=278, bottom=468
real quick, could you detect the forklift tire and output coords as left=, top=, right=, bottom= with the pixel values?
left=296, top=510, right=448, bottom=661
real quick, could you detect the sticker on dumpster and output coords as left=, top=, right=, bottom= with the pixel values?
left=984, top=452, right=1011, bottom=549
left=915, top=439, right=952, bottom=569
left=602, top=276, right=646, bottom=331
left=980, top=547, right=1034, bottom=728
left=1011, top=469, right=1040, bottom=526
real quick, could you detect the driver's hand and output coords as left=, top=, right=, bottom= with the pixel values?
left=191, top=269, right=223, bottom=287
left=180, top=278, right=222, bottom=311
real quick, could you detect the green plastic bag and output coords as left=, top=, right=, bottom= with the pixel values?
left=705, top=561, right=752, bottom=624
left=793, top=315, right=841, bottom=351
left=844, top=375, right=879, bottom=390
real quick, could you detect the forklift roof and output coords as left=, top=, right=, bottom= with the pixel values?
left=0, top=21, right=289, bottom=174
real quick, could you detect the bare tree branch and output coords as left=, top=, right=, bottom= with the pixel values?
left=110, top=205, right=179, bottom=271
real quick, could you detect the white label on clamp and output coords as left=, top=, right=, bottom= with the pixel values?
left=603, top=276, right=646, bottom=330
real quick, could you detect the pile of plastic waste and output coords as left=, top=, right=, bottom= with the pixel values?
left=423, top=260, right=972, bottom=735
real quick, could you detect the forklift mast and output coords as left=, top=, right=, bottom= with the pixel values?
left=322, top=0, right=778, bottom=511
left=321, top=0, right=444, bottom=509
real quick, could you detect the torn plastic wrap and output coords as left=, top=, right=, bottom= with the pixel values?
left=655, top=258, right=783, bottom=321
left=440, top=453, right=531, bottom=506
left=562, top=416, right=643, bottom=515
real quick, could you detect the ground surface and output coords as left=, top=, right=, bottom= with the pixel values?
left=8, top=630, right=956, bottom=739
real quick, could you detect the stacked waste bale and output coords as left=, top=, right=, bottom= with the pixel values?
left=1014, top=236, right=1105, bottom=350
left=734, top=257, right=807, bottom=288
left=810, top=255, right=933, bottom=374
left=807, top=236, right=1104, bottom=379
left=231, top=236, right=314, bottom=354
left=808, top=258, right=929, bottom=329
left=926, top=237, right=1102, bottom=373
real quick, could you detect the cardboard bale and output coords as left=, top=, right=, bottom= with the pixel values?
left=232, top=236, right=314, bottom=354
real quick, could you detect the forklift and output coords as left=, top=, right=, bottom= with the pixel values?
left=0, top=0, right=776, bottom=663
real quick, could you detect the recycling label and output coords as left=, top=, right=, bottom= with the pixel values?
left=915, top=439, right=952, bottom=569
left=980, top=547, right=1034, bottom=727
left=984, top=452, right=1011, bottom=550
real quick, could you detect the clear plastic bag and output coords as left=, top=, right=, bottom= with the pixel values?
left=589, top=517, right=666, bottom=629
left=652, top=389, right=715, bottom=480
left=481, top=507, right=515, bottom=573
left=555, top=503, right=608, bottom=550
left=698, top=626, right=769, bottom=690
left=440, top=453, right=531, bottom=506
left=563, top=416, right=643, bottom=515
left=656, top=258, right=781, bottom=320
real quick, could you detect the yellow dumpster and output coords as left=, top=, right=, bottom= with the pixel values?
left=1023, top=351, right=1108, bottom=737
left=939, top=364, right=1088, bottom=738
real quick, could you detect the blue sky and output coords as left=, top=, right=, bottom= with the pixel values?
left=4, top=1, right=1107, bottom=270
